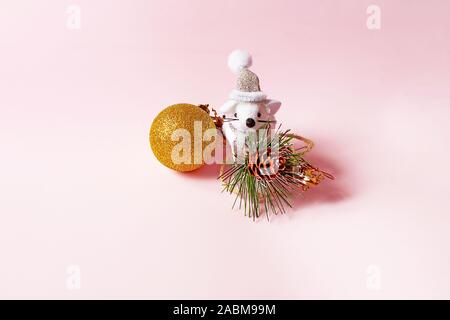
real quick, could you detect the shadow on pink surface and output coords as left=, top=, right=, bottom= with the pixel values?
left=290, top=146, right=350, bottom=211
left=281, top=133, right=349, bottom=213
left=183, top=163, right=223, bottom=179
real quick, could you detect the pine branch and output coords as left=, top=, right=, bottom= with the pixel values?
left=220, top=126, right=333, bottom=219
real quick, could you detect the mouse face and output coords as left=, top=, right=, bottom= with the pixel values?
left=220, top=99, right=281, bottom=158
left=231, top=102, right=268, bottom=132
left=220, top=100, right=281, bottom=133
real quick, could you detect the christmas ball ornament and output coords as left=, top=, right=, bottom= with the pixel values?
left=147, top=50, right=335, bottom=220
left=149, top=103, right=216, bottom=172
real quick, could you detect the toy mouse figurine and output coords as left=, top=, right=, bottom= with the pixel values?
left=220, top=50, right=281, bottom=157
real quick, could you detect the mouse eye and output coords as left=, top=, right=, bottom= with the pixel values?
left=257, top=112, right=262, bottom=117
left=234, top=113, right=237, bottom=118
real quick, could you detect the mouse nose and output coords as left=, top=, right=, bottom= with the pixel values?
left=246, top=118, right=256, bottom=128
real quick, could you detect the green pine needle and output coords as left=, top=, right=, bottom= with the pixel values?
left=219, top=126, right=330, bottom=220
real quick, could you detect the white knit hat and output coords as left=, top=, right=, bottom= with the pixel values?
left=227, top=50, right=267, bottom=102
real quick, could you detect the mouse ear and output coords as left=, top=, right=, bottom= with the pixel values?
left=265, top=100, right=281, bottom=115
left=220, top=100, right=238, bottom=114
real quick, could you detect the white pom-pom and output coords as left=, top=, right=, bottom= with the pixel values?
left=228, top=50, right=252, bottom=74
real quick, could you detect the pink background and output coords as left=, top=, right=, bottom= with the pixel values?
left=1, top=0, right=450, bottom=299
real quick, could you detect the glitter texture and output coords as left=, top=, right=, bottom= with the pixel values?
left=237, top=69, right=261, bottom=92
left=149, top=104, right=216, bottom=172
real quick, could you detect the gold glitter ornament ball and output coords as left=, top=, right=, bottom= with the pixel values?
left=149, top=104, right=216, bottom=172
